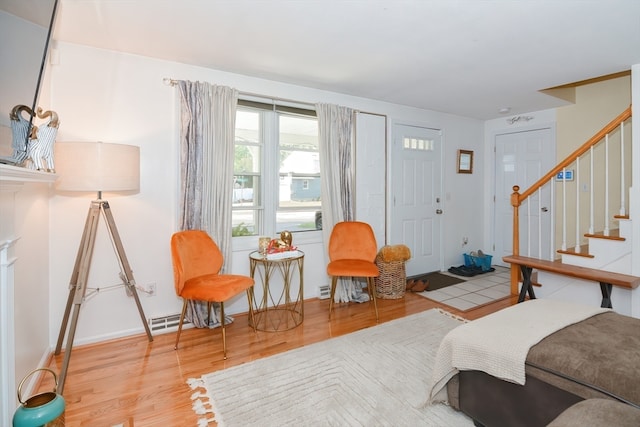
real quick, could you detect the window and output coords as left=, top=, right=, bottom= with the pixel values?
left=403, top=136, right=434, bottom=151
left=233, top=101, right=321, bottom=238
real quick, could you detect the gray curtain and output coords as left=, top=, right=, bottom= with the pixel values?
left=177, top=80, right=238, bottom=328
left=316, top=103, right=367, bottom=303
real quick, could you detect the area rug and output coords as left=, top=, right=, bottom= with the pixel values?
left=187, top=309, right=473, bottom=426
left=408, top=271, right=466, bottom=292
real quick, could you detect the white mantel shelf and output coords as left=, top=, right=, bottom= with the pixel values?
left=0, top=164, right=57, bottom=188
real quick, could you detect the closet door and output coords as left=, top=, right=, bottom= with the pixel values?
left=355, top=112, right=387, bottom=247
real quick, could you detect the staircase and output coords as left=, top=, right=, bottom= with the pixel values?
left=508, top=106, right=640, bottom=316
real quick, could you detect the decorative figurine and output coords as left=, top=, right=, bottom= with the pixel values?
left=265, top=231, right=296, bottom=255
left=26, top=107, right=59, bottom=172
left=4, top=104, right=59, bottom=171
left=280, top=230, right=293, bottom=249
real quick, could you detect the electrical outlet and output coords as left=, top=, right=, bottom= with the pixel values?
left=147, top=283, right=156, bottom=297
left=462, top=236, right=469, bottom=246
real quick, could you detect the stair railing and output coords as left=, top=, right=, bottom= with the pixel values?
left=509, top=106, right=632, bottom=293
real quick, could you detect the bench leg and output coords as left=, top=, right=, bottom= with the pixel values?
left=599, top=282, right=613, bottom=308
left=517, top=266, right=537, bottom=303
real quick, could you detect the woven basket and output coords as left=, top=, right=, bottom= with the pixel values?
left=375, top=254, right=407, bottom=299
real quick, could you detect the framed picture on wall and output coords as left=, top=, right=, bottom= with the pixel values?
left=457, top=149, right=473, bottom=174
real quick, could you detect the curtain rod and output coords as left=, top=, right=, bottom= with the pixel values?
left=163, top=77, right=387, bottom=118
left=163, top=77, right=315, bottom=108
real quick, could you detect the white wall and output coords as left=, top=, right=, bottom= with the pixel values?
left=0, top=11, right=48, bottom=130
left=15, top=182, right=52, bottom=375
left=439, top=117, right=486, bottom=268
left=47, top=41, right=484, bottom=345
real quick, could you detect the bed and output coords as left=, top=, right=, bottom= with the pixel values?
left=427, top=299, right=640, bottom=427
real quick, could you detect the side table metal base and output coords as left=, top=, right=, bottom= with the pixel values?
left=248, top=250, right=304, bottom=332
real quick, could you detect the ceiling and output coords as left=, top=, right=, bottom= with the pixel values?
left=22, top=1, right=640, bottom=119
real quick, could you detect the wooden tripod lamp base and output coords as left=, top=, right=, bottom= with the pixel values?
left=54, top=199, right=153, bottom=394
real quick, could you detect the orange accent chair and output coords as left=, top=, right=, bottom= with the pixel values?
left=170, top=230, right=254, bottom=359
left=327, top=221, right=379, bottom=321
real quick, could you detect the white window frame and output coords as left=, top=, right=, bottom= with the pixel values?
left=232, top=100, right=323, bottom=252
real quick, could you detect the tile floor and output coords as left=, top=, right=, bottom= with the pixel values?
left=416, top=265, right=512, bottom=311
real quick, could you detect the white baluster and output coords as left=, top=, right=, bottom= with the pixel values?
left=527, top=195, right=531, bottom=256
left=561, top=167, right=567, bottom=251
left=536, top=187, right=542, bottom=258
left=549, top=180, right=555, bottom=261
left=620, top=121, right=626, bottom=216
left=589, top=146, right=594, bottom=234
left=604, top=134, right=610, bottom=236
left=575, top=158, right=581, bottom=252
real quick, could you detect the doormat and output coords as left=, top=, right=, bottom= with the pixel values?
left=406, top=272, right=465, bottom=292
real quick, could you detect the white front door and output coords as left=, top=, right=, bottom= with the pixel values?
left=390, top=124, right=442, bottom=276
left=494, top=127, right=555, bottom=265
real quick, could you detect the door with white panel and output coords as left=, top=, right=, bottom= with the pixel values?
left=494, top=127, right=554, bottom=265
left=355, top=113, right=387, bottom=247
left=390, top=124, right=442, bottom=276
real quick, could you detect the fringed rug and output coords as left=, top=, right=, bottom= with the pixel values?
left=187, top=309, right=473, bottom=426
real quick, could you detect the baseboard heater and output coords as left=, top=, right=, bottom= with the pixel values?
left=318, top=284, right=331, bottom=300
left=147, top=313, right=188, bottom=331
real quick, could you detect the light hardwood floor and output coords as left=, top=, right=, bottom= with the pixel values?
left=41, top=292, right=518, bottom=426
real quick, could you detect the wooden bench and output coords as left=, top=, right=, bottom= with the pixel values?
left=502, top=255, right=640, bottom=309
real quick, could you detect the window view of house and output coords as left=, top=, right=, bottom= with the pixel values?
left=233, top=104, right=320, bottom=236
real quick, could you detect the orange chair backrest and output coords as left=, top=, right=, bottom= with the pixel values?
left=328, top=221, right=378, bottom=262
left=171, top=230, right=224, bottom=295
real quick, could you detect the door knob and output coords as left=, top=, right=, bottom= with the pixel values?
left=436, top=209, right=443, bottom=214
left=541, top=207, right=549, bottom=212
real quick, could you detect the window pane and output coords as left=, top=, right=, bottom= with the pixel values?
left=236, top=110, right=260, bottom=143
left=279, top=115, right=318, bottom=151
left=233, top=175, right=260, bottom=206
left=276, top=209, right=322, bottom=233
left=278, top=114, right=321, bottom=232
left=234, top=144, right=261, bottom=174
left=232, top=209, right=259, bottom=236
left=233, top=109, right=262, bottom=235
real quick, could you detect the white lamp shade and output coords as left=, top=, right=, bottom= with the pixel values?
left=55, top=142, right=140, bottom=192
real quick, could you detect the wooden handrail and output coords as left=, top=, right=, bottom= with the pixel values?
left=518, top=106, right=631, bottom=203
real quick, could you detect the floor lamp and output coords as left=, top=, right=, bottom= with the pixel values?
left=53, top=141, right=153, bottom=394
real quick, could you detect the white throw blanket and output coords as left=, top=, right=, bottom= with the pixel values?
left=427, top=299, right=609, bottom=403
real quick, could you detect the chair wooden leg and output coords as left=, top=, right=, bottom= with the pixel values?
left=174, top=300, right=188, bottom=350
left=206, top=302, right=212, bottom=326
left=246, top=289, right=257, bottom=332
left=328, top=276, right=338, bottom=320
left=220, top=302, right=227, bottom=360
left=368, top=277, right=379, bottom=322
